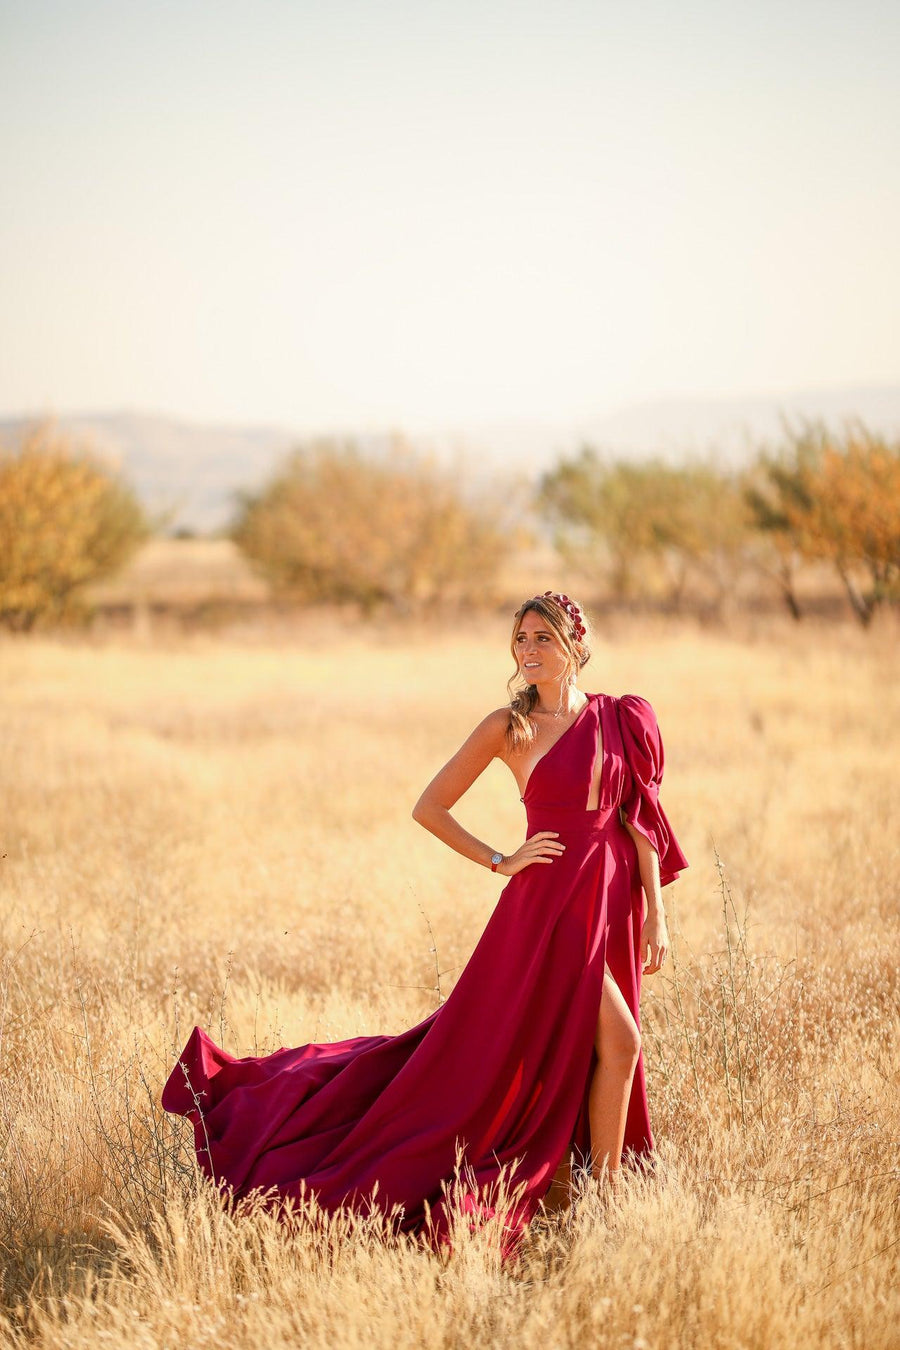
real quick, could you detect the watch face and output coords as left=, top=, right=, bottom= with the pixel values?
left=491, top=853, right=503, bottom=866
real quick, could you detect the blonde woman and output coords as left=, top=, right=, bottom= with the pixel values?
left=163, top=591, right=688, bottom=1261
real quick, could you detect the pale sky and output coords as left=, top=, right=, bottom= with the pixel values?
left=1, top=0, right=898, bottom=432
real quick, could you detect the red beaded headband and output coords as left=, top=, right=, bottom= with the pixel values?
left=516, top=590, right=586, bottom=641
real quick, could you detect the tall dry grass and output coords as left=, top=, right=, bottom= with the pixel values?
left=0, top=613, right=897, bottom=1347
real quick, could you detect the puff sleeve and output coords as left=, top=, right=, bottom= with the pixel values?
left=616, top=694, right=689, bottom=887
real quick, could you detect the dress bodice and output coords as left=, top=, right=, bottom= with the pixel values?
left=521, top=691, right=688, bottom=886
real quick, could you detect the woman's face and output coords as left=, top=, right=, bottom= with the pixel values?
left=514, top=608, right=570, bottom=687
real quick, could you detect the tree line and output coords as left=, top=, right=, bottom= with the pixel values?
left=0, top=416, right=897, bottom=630
left=540, top=419, right=900, bottom=626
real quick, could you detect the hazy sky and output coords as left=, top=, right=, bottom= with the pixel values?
left=1, top=0, right=898, bottom=431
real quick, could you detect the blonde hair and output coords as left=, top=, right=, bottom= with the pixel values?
left=505, top=594, right=593, bottom=752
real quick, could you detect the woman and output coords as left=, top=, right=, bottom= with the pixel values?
left=162, top=591, right=688, bottom=1260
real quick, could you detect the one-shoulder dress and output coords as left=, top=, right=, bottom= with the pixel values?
left=162, top=692, right=688, bottom=1261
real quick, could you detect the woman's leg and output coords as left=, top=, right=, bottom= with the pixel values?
left=542, top=1153, right=573, bottom=1213
left=589, top=964, right=641, bottom=1182
left=541, top=967, right=641, bottom=1215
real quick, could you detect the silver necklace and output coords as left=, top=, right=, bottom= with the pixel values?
left=539, top=693, right=588, bottom=720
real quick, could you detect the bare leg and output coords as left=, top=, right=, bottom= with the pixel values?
left=588, top=965, right=641, bottom=1184
left=542, top=1153, right=573, bottom=1214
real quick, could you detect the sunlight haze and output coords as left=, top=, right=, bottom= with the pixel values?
left=1, top=0, right=898, bottom=432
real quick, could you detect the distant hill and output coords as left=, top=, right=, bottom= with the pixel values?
left=578, top=383, right=900, bottom=462
left=0, top=411, right=299, bottom=534
left=2, top=384, right=898, bottom=532
left=437, top=383, right=900, bottom=472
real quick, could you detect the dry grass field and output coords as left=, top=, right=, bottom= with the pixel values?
left=0, top=612, right=898, bottom=1348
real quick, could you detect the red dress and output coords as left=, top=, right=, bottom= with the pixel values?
left=162, top=692, right=688, bottom=1260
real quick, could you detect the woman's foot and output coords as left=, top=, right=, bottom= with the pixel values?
left=541, top=1156, right=573, bottom=1215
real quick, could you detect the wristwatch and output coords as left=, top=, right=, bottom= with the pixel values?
left=490, top=852, right=504, bottom=872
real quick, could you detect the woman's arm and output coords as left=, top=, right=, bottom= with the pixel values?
left=412, top=709, right=565, bottom=875
left=412, top=710, right=510, bottom=869
left=621, top=816, right=669, bottom=974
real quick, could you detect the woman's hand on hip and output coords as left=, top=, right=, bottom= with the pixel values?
left=498, top=831, right=566, bottom=876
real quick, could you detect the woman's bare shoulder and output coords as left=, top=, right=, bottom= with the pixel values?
left=482, top=704, right=512, bottom=733
left=470, top=706, right=512, bottom=754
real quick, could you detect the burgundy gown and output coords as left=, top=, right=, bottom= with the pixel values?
left=162, top=692, right=688, bottom=1261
